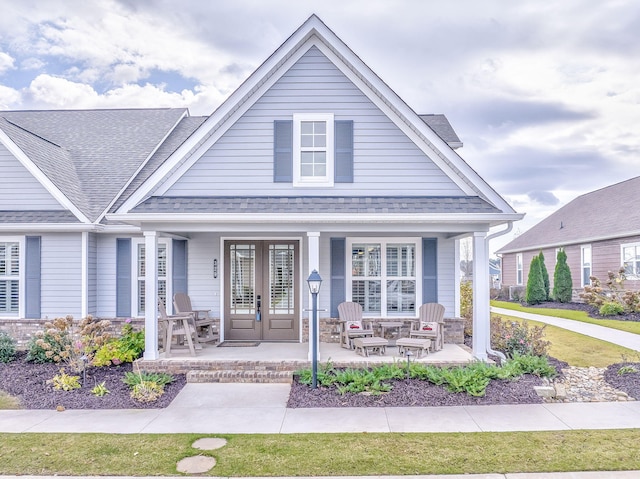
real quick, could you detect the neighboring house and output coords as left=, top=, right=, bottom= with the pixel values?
left=497, top=176, right=640, bottom=297
left=0, top=15, right=522, bottom=360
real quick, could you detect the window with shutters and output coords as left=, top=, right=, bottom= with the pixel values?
left=133, top=239, right=170, bottom=316
left=293, top=113, right=334, bottom=187
left=347, top=238, right=421, bottom=317
left=0, top=238, right=21, bottom=317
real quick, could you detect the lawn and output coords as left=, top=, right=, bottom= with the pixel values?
left=492, top=300, right=640, bottom=335
left=1, top=430, right=640, bottom=476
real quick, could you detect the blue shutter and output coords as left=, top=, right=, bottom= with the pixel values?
left=330, top=238, right=346, bottom=317
left=274, top=120, right=293, bottom=182
left=172, top=239, right=188, bottom=295
left=25, top=236, right=41, bottom=319
left=116, top=238, right=131, bottom=317
left=334, top=120, right=354, bottom=183
left=422, top=238, right=438, bottom=303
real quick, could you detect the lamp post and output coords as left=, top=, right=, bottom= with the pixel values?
left=306, top=269, right=322, bottom=389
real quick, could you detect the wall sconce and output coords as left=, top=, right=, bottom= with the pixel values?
left=213, top=258, right=218, bottom=279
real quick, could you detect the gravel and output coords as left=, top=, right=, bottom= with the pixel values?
left=0, top=352, right=186, bottom=410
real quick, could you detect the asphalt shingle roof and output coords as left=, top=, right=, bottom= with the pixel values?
left=497, top=176, right=640, bottom=253
left=0, top=210, right=80, bottom=223
left=0, top=108, right=188, bottom=221
left=131, top=196, right=501, bottom=215
left=419, top=114, right=462, bottom=146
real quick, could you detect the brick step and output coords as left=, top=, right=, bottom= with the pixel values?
left=187, top=369, right=294, bottom=384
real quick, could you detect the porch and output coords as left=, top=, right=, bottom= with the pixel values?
left=134, top=341, right=476, bottom=382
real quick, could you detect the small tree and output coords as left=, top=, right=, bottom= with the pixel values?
left=538, top=251, right=550, bottom=301
left=525, top=255, right=546, bottom=305
left=553, top=249, right=573, bottom=303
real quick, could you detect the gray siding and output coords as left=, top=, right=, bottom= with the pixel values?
left=87, top=232, right=98, bottom=316
left=0, top=143, right=64, bottom=210
left=41, top=233, right=82, bottom=318
left=167, top=47, right=464, bottom=197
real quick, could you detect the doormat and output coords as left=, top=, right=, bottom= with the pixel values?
left=217, top=342, right=260, bottom=347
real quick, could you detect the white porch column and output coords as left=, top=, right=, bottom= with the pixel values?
left=307, top=232, right=320, bottom=361
left=472, top=231, right=490, bottom=361
left=81, top=231, right=88, bottom=319
left=143, top=231, right=159, bottom=360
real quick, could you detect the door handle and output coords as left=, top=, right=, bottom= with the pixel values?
left=256, top=294, right=261, bottom=322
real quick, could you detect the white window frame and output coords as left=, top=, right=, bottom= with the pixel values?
left=621, top=242, right=640, bottom=279
left=293, top=113, right=334, bottom=187
left=346, top=237, right=422, bottom=318
left=131, top=238, right=171, bottom=317
left=516, top=253, right=523, bottom=285
left=581, top=244, right=592, bottom=287
left=0, top=236, right=24, bottom=318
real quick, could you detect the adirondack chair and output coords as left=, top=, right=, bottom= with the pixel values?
left=158, top=299, right=198, bottom=357
left=173, top=292, right=219, bottom=343
left=337, top=301, right=375, bottom=349
left=409, top=303, right=445, bottom=351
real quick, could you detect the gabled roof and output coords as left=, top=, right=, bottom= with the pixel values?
left=0, top=108, right=188, bottom=222
left=497, top=176, right=640, bottom=254
left=118, top=15, right=519, bottom=219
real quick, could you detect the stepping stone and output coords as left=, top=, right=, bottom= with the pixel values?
left=193, top=437, right=227, bottom=450
left=176, top=455, right=216, bottom=474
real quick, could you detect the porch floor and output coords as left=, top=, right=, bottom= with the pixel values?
left=151, top=341, right=474, bottom=365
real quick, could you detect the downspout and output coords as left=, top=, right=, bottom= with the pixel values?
left=484, top=221, right=514, bottom=363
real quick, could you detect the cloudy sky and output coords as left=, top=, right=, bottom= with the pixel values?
left=0, top=0, right=638, bottom=253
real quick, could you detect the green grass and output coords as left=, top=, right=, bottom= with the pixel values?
left=492, top=300, right=640, bottom=335
left=1, top=431, right=640, bottom=475
left=0, top=391, right=21, bottom=409
left=494, top=313, right=639, bottom=367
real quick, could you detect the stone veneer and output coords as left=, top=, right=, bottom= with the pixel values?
left=2, top=316, right=464, bottom=349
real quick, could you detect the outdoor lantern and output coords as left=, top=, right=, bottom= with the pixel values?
left=307, top=269, right=322, bottom=294
left=307, top=269, right=322, bottom=388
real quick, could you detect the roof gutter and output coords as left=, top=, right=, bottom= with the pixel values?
left=484, top=221, right=514, bottom=363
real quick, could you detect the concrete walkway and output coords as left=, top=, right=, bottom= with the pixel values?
left=491, top=306, right=640, bottom=352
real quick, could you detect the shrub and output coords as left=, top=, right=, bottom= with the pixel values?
left=599, top=301, right=625, bottom=316
left=0, top=331, right=16, bottom=363
left=553, top=249, right=573, bottom=302
left=538, top=251, right=550, bottom=301
left=47, top=368, right=81, bottom=391
left=123, top=370, right=175, bottom=387
left=130, top=381, right=164, bottom=402
left=460, top=280, right=473, bottom=337
left=91, top=381, right=110, bottom=397
left=93, top=321, right=145, bottom=367
left=525, top=255, right=546, bottom=305
left=27, top=315, right=111, bottom=372
left=491, top=315, right=550, bottom=358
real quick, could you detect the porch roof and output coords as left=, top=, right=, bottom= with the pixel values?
left=0, top=210, right=81, bottom=223
left=130, top=195, right=502, bottom=215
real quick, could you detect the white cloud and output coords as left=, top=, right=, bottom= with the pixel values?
left=0, top=52, right=15, bottom=75
left=0, top=84, right=21, bottom=109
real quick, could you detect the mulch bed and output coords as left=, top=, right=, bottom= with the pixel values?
left=0, top=352, right=186, bottom=410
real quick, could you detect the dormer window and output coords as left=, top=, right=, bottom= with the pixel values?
left=293, top=113, right=334, bottom=187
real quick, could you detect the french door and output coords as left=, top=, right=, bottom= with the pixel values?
left=224, top=240, right=299, bottom=340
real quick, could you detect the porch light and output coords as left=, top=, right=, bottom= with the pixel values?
left=307, top=269, right=322, bottom=294
left=307, top=269, right=322, bottom=388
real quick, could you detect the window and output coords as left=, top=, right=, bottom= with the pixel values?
left=0, top=239, right=21, bottom=316
left=293, top=113, right=334, bottom=187
left=516, top=253, right=523, bottom=285
left=622, top=242, right=640, bottom=278
left=581, top=245, right=592, bottom=287
left=347, top=238, right=420, bottom=316
left=134, top=240, right=169, bottom=316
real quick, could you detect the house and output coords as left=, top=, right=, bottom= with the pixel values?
left=0, top=15, right=522, bottom=361
left=497, top=176, right=640, bottom=297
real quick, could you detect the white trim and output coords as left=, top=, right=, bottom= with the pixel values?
left=580, top=244, right=592, bottom=287
left=293, top=113, right=334, bottom=187
left=346, top=237, right=421, bottom=318
left=143, top=231, right=159, bottom=360
left=0, top=129, right=91, bottom=224
left=472, top=231, right=489, bottom=361
left=0, top=236, right=24, bottom=319
left=621, top=241, right=640, bottom=279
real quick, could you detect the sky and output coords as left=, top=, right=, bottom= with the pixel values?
left=0, top=0, right=638, bottom=255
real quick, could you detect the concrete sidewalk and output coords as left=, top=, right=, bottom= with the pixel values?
left=491, top=306, right=640, bottom=351
left=2, top=383, right=640, bottom=434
